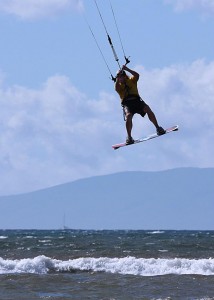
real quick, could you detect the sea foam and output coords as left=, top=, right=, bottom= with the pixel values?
left=0, top=256, right=214, bottom=276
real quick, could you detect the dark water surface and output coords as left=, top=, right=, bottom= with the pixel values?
left=0, top=230, right=214, bottom=299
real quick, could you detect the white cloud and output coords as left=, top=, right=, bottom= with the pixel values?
left=0, top=0, right=84, bottom=20
left=136, top=59, right=214, bottom=126
left=135, top=59, right=214, bottom=169
left=0, top=75, right=121, bottom=194
left=0, top=59, right=214, bottom=195
left=165, top=0, right=214, bottom=15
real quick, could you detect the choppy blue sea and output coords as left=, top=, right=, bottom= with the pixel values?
left=0, top=230, right=214, bottom=300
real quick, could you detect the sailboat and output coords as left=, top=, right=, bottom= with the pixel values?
left=62, top=213, right=70, bottom=230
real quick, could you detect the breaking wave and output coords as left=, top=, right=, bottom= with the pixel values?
left=1, top=256, right=214, bottom=276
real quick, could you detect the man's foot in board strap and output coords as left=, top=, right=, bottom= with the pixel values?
left=156, top=126, right=166, bottom=136
left=126, top=136, right=135, bottom=145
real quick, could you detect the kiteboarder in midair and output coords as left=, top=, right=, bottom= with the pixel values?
left=115, top=65, right=165, bottom=144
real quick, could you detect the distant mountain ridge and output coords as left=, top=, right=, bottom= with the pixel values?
left=0, top=168, right=213, bottom=230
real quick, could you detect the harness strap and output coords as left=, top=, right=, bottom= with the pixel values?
left=122, top=95, right=141, bottom=105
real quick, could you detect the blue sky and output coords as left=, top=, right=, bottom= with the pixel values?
left=0, top=0, right=214, bottom=195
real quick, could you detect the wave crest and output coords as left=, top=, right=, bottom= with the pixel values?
left=1, top=256, right=214, bottom=276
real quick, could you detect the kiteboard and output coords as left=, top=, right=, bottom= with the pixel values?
left=112, top=125, right=179, bottom=150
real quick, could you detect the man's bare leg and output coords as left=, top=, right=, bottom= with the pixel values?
left=126, top=112, right=133, bottom=138
left=144, top=105, right=159, bottom=128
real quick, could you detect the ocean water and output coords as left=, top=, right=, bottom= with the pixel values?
left=0, top=230, right=214, bottom=300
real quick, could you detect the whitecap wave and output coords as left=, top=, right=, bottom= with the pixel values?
left=148, top=231, right=165, bottom=234
left=0, top=256, right=214, bottom=276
